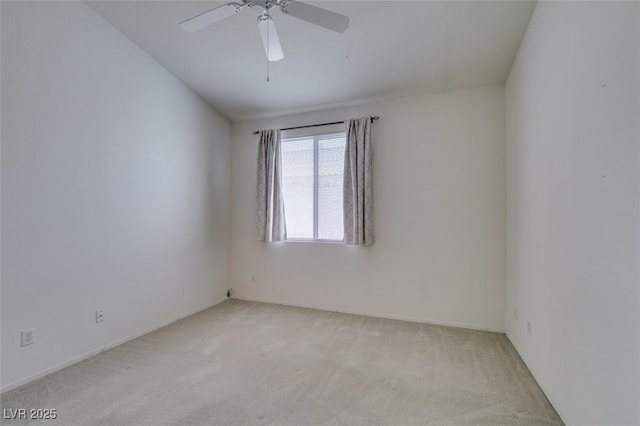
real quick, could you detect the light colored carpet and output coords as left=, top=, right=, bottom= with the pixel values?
left=1, top=300, right=562, bottom=425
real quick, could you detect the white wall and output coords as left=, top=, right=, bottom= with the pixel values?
left=230, top=86, right=505, bottom=332
left=505, top=2, right=639, bottom=425
left=1, top=2, right=231, bottom=391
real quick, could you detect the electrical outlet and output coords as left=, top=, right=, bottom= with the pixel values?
left=96, top=309, right=105, bottom=323
left=21, top=329, right=35, bottom=346
left=527, top=321, right=532, bottom=336
left=514, top=308, right=518, bottom=320
left=251, top=274, right=256, bottom=283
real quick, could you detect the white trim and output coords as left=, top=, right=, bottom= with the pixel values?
left=284, top=238, right=342, bottom=244
left=233, top=295, right=505, bottom=333
left=1, top=296, right=229, bottom=394
left=313, top=135, right=319, bottom=240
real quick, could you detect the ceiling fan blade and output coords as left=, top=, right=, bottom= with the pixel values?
left=179, top=3, right=242, bottom=33
left=281, top=1, right=349, bottom=33
left=257, top=15, right=284, bottom=62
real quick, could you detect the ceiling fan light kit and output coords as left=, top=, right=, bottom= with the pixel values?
left=179, top=0, right=349, bottom=63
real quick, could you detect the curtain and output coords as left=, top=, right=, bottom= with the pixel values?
left=343, top=117, right=374, bottom=245
left=256, top=129, right=286, bottom=241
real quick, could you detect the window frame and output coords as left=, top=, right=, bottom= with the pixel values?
left=280, top=127, right=346, bottom=243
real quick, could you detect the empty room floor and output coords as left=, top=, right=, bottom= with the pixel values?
left=1, top=300, right=562, bottom=425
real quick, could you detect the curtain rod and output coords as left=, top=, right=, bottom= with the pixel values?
left=252, top=116, right=379, bottom=135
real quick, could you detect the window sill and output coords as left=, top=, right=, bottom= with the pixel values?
left=284, top=238, right=343, bottom=245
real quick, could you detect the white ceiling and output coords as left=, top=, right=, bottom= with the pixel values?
left=88, top=1, right=535, bottom=121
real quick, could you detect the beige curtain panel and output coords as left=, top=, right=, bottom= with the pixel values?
left=343, top=117, right=374, bottom=245
left=256, top=129, right=287, bottom=241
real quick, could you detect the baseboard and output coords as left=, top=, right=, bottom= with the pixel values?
left=1, top=296, right=229, bottom=394
left=233, top=295, right=505, bottom=333
left=505, top=332, right=568, bottom=425
left=2, top=295, right=503, bottom=394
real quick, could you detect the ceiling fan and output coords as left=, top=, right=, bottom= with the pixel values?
left=179, top=0, right=349, bottom=62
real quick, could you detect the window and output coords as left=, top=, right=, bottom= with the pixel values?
left=281, top=129, right=346, bottom=242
